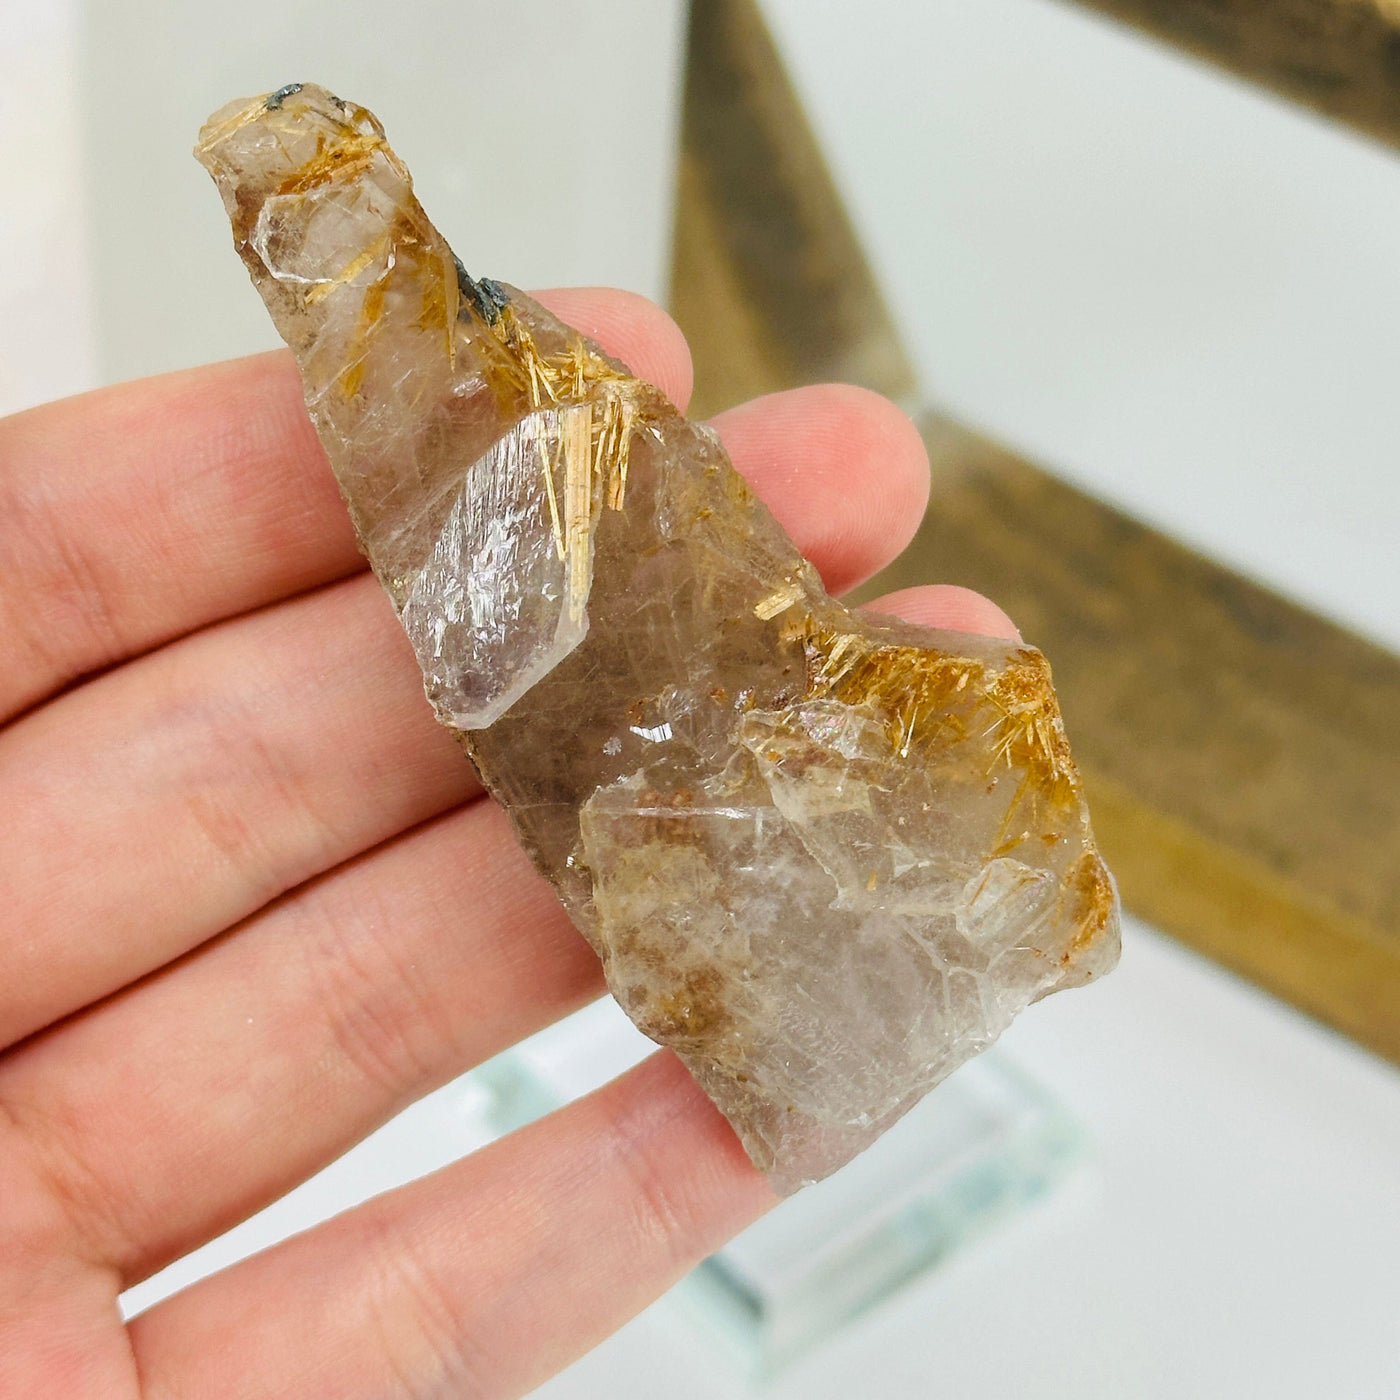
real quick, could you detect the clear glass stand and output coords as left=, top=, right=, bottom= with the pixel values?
left=476, top=997, right=1081, bottom=1374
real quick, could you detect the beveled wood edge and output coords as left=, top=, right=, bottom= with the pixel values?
left=1066, top=0, right=1400, bottom=151
left=1087, top=768, right=1400, bottom=1060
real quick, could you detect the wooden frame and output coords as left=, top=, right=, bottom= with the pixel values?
left=1074, top=0, right=1400, bottom=150
left=671, top=0, right=1400, bottom=1062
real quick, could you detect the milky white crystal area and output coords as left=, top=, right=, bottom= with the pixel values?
left=196, top=84, right=1119, bottom=1192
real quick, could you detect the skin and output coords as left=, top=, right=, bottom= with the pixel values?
left=0, top=288, right=1017, bottom=1400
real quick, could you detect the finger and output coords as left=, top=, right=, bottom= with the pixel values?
left=535, top=286, right=694, bottom=413
left=0, top=587, right=1016, bottom=1287
left=127, top=1054, right=774, bottom=1400
left=0, top=1115, right=138, bottom=1400
left=1, top=384, right=932, bottom=1043
left=710, top=383, right=930, bottom=596
left=0, top=799, right=598, bottom=1283
left=0, top=574, right=473, bottom=1050
left=868, top=583, right=1021, bottom=640
left=0, top=290, right=692, bottom=725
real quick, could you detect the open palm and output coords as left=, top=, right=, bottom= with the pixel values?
left=0, top=289, right=1014, bottom=1399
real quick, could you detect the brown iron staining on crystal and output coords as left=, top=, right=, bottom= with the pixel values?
left=197, top=84, right=1120, bottom=1192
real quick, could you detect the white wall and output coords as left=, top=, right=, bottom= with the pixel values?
left=79, top=0, right=686, bottom=380
left=0, top=2, right=97, bottom=415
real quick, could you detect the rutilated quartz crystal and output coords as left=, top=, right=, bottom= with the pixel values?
left=196, top=84, right=1120, bottom=1193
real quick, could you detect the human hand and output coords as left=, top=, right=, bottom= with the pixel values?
left=0, top=289, right=1017, bottom=1399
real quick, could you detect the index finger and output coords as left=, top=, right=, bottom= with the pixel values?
left=0, top=289, right=693, bottom=726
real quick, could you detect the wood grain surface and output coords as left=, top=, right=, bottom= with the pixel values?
left=1068, top=0, right=1400, bottom=149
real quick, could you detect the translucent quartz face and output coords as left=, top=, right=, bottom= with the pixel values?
left=196, top=84, right=1120, bottom=1192
left=400, top=406, right=598, bottom=729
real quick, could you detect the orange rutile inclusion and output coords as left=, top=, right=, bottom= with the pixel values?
left=197, top=84, right=1119, bottom=1191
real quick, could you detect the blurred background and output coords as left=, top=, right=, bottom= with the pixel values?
left=2, top=0, right=1398, bottom=1395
